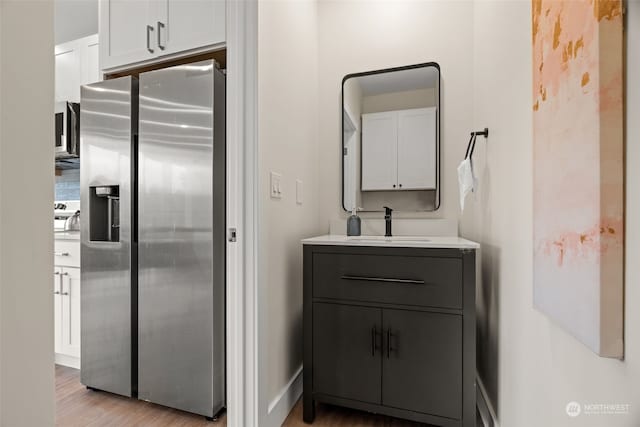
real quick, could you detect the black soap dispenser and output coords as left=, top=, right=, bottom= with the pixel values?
left=347, top=207, right=361, bottom=236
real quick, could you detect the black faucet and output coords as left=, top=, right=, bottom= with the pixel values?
left=384, top=206, right=393, bottom=237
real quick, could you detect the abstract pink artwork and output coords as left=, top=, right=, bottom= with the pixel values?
left=532, top=0, right=624, bottom=357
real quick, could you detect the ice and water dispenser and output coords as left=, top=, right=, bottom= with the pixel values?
left=90, top=185, right=120, bottom=242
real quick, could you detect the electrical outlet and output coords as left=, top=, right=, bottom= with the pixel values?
left=270, top=172, right=283, bottom=199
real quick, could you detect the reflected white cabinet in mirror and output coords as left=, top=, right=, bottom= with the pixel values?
left=342, top=63, right=440, bottom=212
left=362, top=107, right=436, bottom=191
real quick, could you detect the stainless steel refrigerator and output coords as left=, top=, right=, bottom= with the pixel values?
left=80, top=60, right=225, bottom=418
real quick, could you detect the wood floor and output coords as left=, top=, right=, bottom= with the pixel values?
left=56, top=365, right=437, bottom=426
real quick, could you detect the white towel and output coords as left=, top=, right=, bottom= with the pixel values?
left=457, top=157, right=477, bottom=211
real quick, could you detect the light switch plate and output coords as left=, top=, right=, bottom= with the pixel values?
left=270, top=172, right=283, bottom=199
left=296, top=179, right=303, bottom=205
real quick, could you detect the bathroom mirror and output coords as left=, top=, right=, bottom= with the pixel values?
left=342, top=63, right=440, bottom=212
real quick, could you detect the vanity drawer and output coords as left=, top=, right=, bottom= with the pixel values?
left=312, top=253, right=462, bottom=309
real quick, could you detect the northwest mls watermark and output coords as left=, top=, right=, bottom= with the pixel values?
left=566, top=401, right=630, bottom=417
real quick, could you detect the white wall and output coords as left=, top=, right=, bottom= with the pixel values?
left=257, top=1, right=324, bottom=425
left=55, top=0, right=98, bottom=45
left=0, top=1, right=55, bottom=425
left=318, top=0, right=474, bottom=223
left=460, top=0, right=640, bottom=425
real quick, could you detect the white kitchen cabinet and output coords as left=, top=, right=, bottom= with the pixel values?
left=54, top=268, right=63, bottom=355
left=100, top=0, right=225, bottom=72
left=54, top=238, right=81, bottom=369
left=157, top=0, right=226, bottom=57
left=60, top=268, right=81, bottom=359
left=55, top=34, right=101, bottom=102
left=55, top=46, right=82, bottom=103
left=86, top=40, right=101, bottom=85
left=361, top=107, right=437, bottom=192
left=99, top=0, right=156, bottom=71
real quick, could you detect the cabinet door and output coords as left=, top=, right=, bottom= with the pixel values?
left=361, top=112, right=398, bottom=191
left=100, top=0, right=156, bottom=71
left=60, top=268, right=81, bottom=358
left=382, top=309, right=462, bottom=420
left=313, top=303, right=381, bottom=404
left=55, top=46, right=82, bottom=102
left=54, top=268, right=62, bottom=354
left=156, top=0, right=225, bottom=56
left=397, top=107, right=437, bottom=190
left=84, top=38, right=101, bottom=85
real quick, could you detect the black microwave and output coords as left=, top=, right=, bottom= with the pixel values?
left=55, top=101, right=80, bottom=159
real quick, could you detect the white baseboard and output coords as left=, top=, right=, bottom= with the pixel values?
left=55, top=353, right=80, bottom=369
left=477, top=375, right=498, bottom=427
left=264, top=365, right=303, bottom=427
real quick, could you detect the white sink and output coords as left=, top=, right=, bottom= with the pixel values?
left=302, top=235, right=480, bottom=249
left=347, top=235, right=430, bottom=243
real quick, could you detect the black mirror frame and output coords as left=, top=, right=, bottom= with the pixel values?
left=341, top=62, right=441, bottom=213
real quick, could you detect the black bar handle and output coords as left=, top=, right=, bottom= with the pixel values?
left=386, top=329, right=391, bottom=358
left=342, top=275, right=425, bottom=285
left=371, top=327, right=376, bottom=356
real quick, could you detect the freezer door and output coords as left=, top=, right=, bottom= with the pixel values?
left=80, top=76, right=137, bottom=397
left=137, top=60, right=226, bottom=417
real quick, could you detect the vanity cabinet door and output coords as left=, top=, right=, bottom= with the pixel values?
left=313, top=303, right=382, bottom=404
left=382, top=309, right=462, bottom=420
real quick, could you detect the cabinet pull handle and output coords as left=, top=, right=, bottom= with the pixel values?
left=386, top=329, right=395, bottom=358
left=341, top=275, right=425, bottom=285
left=61, top=272, right=69, bottom=296
left=146, top=25, right=154, bottom=53
left=157, top=21, right=166, bottom=50
left=371, top=326, right=378, bottom=356
left=54, top=271, right=62, bottom=294
left=54, top=252, right=70, bottom=257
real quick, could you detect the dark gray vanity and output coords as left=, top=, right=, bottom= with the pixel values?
left=302, top=235, right=478, bottom=427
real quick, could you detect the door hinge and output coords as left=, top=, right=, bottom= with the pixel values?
left=343, top=147, right=348, bottom=156
left=228, top=227, right=237, bottom=243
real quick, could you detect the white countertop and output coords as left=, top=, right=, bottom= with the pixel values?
left=302, top=235, right=479, bottom=249
left=54, top=231, right=80, bottom=241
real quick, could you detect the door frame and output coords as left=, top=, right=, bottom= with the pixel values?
left=226, top=0, right=259, bottom=426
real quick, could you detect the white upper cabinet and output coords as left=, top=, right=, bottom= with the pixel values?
left=397, top=107, right=437, bottom=190
left=85, top=37, right=101, bottom=84
left=100, top=0, right=226, bottom=72
left=100, top=0, right=156, bottom=71
left=157, top=0, right=225, bottom=56
left=361, top=107, right=437, bottom=192
left=362, top=112, right=398, bottom=191
left=55, top=46, right=82, bottom=102
left=55, top=34, right=101, bottom=102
